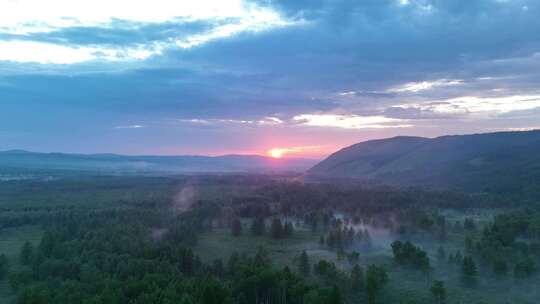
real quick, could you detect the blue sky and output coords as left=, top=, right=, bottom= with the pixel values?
left=1, top=0, right=539, bottom=158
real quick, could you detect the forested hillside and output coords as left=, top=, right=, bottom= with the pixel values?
left=309, top=130, right=540, bottom=200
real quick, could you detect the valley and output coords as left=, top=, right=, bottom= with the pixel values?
left=0, top=171, right=537, bottom=303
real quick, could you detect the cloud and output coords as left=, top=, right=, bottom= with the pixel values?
left=387, top=79, right=464, bottom=93
left=504, top=126, right=540, bottom=131
left=0, top=0, right=282, bottom=33
left=0, top=0, right=294, bottom=64
left=0, top=40, right=159, bottom=64
left=391, top=94, right=540, bottom=118
left=115, top=125, right=145, bottom=129
left=293, top=114, right=412, bottom=129
left=175, top=116, right=283, bottom=126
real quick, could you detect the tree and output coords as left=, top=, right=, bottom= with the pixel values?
left=305, top=286, right=343, bottom=304
left=437, top=246, right=446, bottom=261
left=298, top=250, right=310, bottom=276
left=438, top=220, right=448, bottom=241
left=454, top=250, right=463, bottom=264
left=464, top=237, right=474, bottom=253
left=350, top=264, right=364, bottom=292
left=430, top=280, right=446, bottom=304
left=212, top=259, right=224, bottom=277
left=327, top=286, right=342, bottom=304
left=254, top=247, right=271, bottom=268
left=366, top=265, right=388, bottom=304
left=464, top=218, right=476, bottom=231
left=493, top=260, right=507, bottom=279
left=231, top=218, right=242, bottom=236
left=198, top=278, right=231, bottom=304
left=314, top=259, right=337, bottom=280
left=179, top=295, right=197, bottom=304
left=227, top=251, right=240, bottom=275
left=391, top=240, right=430, bottom=271
left=20, top=241, right=34, bottom=266
left=311, top=217, right=319, bottom=232
left=250, top=217, right=266, bottom=236
left=283, top=221, right=294, bottom=237
left=0, top=254, right=9, bottom=280
left=181, top=248, right=195, bottom=275
left=462, top=256, right=478, bottom=286
left=271, top=218, right=283, bottom=239
left=514, top=257, right=537, bottom=279
left=348, top=251, right=360, bottom=265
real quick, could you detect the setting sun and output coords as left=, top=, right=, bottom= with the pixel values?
left=268, top=148, right=286, bottom=158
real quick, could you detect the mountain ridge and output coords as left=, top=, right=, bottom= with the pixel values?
left=308, top=130, right=540, bottom=193
left=0, top=150, right=317, bottom=174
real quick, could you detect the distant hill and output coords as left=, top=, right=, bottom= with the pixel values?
left=309, top=130, right=540, bottom=195
left=0, top=150, right=317, bottom=174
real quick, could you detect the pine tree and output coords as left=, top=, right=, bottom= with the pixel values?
left=250, top=217, right=266, bottom=236
left=366, top=265, right=388, bottom=304
left=311, top=217, right=319, bottom=232
left=464, top=236, right=474, bottom=253
left=20, top=241, right=34, bottom=266
left=493, top=259, right=507, bottom=278
left=227, top=251, right=240, bottom=275
left=430, top=280, right=446, bottom=304
left=448, top=253, right=455, bottom=264
left=350, top=264, right=364, bottom=292
left=514, top=257, right=537, bottom=279
left=181, top=248, right=195, bottom=275
left=0, top=254, right=9, bottom=280
left=254, top=247, right=271, bottom=268
left=299, top=250, right=310, bottom=276
left=462, top=256, right=477, bottom=277
left=348, top=251, right=360, bottom=265
left=283, top=221, right=294, bottom=237
left=462, top=256, right=478, bottom=287
left=464, top=218, right=476, bottom=231
left=327, top=286, right=342, bottom=304
left=455, top=250, right=463, bottom=264
left=231, top=218, right=242, bottom=236
left=271, top=218, right=283, bottom=239
left=437, top=245, right=446, bottom=261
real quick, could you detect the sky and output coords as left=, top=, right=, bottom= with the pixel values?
left=1, top=0, right=539, bottom=158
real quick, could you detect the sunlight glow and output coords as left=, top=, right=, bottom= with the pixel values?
left=266, top=146, right=323, bottom=158
left=268, top=148, right=285, bottom=158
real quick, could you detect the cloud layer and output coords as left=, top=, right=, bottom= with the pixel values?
left=1, top=0, right=539, bottom=156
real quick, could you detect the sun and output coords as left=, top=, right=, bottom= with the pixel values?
left=268, top=148, right=285, bottom=158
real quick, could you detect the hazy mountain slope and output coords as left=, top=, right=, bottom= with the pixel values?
left=0, top=150, right=317, bottom=174
left=309, top=136, right=429, bottom=177
left=309, top=130, right=540, bottom=192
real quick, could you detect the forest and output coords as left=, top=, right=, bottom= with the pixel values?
left=0, top=173, right=538, bottom=304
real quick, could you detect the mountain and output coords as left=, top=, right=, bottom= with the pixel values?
left=308, top=130, right=540, bottom=194
left=0, top=150, right=317, bottom=174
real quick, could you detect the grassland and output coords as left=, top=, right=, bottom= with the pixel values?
left=196, top=223, right=322, bottom=267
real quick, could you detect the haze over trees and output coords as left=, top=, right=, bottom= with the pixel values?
left=0, top=131, right=540, bottom=303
